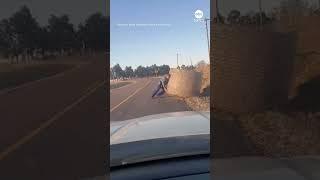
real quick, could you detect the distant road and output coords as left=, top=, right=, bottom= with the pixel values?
left=0, top=54, right=106, bottom=179
left=110, top=77, right=190, bottom=121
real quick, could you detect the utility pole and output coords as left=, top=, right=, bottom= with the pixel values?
left=176, top=52, right=179, bottom=68
left=259, top=0, right=263, bottom=30
left=216, top=0, right=219, bottom=23
left=204, top=18, right=210, bottom=59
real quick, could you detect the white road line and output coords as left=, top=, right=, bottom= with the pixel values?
left=0, top=64, right=84, bottom=96
left=110, top=79, right=152, bottom=112
left=110, top=80, right=137, bottom=92
left=0, top=80, right=105, bottom=161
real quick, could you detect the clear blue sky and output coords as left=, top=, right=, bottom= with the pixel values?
left=110, top=0, right=210, bottom=69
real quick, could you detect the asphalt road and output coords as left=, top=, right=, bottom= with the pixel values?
left=110, top=77, right=190, bottom=122
left=0, top=54, right=107, bottom=179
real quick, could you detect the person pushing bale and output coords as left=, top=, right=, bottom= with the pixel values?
left=151, top=74, right=170, bottom=98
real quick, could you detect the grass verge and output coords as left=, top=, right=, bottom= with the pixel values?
left=184, top=96, right=210, bottom=111
left=110, top=81, right=132, bottom=89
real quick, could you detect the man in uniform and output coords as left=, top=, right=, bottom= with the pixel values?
left=151, top=74, right=170, bottom=98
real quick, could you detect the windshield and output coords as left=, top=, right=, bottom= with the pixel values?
left=110, top=0, right=210, bottom=150
left=110, top=0, right=210, bottom=122
left=109, top=0, right=211, bottom=174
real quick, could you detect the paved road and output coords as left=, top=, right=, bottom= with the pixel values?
left=0, top=54, right=106, bottom=179
left=110, top=77, right=190, bottom=122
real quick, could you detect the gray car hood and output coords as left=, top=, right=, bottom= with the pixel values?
left=110, top=111, right=210, bottom=145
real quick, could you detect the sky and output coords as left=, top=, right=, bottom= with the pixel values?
left=110, top=0, right=210, bottom=69
left=0, top=0, right=106, bottom=26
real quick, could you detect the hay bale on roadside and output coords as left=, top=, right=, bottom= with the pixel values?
left=196, top=64, right=210, bottom=96
left=167, top=69, right=202, bottom=97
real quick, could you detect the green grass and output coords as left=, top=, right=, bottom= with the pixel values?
left=110, top=82, right=131, bottom=89
left=0, top=64, right=74, bottom=90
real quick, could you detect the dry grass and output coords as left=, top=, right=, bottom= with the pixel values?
left=0, top=54, right=93, bottom=90
left=237, top=111, right=320, bottom=157
left=184, top=64, right=210, bottom=111
left=229, top=54, right=320, bottom=157
left=184, top=96, right=210, bottom=111
left=196, top=64, right=210, bottom=95
left=110, top=81, right=132, bottom=89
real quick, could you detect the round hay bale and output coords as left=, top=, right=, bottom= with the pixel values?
left=167, top=69, right=202, bottom=97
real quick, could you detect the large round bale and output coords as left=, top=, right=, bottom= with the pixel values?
left=167, top=69, right=202, bottom=97
left=212, top=25, right=294, bottom=113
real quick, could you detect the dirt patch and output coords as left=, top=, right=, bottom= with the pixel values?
left=184, top=96, right=210, bottom=111
left=184, top=64, right=211, bottom=111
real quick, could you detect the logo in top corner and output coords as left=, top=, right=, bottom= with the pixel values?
left=194, top=10, right=204, bottom=19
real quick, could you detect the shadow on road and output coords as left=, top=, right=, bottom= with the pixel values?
left=212, top=115, right=263, bottom=158
left=289, top=75, right=320, bottom=112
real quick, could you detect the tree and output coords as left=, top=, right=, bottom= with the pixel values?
left=5, top=5, right=41, bottom=62
left=34, top=27, right=50, bottom=59
left=134, top=66, right=146, bottom=77
left=150, top=64, right=158, bottom=76
left=213, top=13, right=225, bottom=24
left=79, top=13, right=108, bottom=54
left=227, top=10, right=241, bottom=24
left=158, top=65, right=170, bottom=75
left=239, top=13, right=254, bottom=25
left=0, top=19, right=12, bottom=57
left=1, top=4, right=109, bottom=61
left=48, top=14, right=76, bottom=56
left=112, top=64, right=124, bottom=79
left=124, top=66, right=134, bottom=78
left=253, top=11, right=273, bottom=25
left=110, top=67, right=114, bottom=79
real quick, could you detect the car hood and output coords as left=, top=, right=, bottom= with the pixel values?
left=110, top=111, right=210, bottom=145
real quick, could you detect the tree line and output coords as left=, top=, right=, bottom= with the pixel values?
left=214, top=0, right=320, bottom=25
left=110, top=64, right=170, bottom=79
left=110, top=60, right=208, bottom=79
left=0, top=5, right=109, bottom=63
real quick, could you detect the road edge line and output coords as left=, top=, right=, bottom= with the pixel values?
left=0, top=80, right=105, bottom=161
left=110, top=80, right=137, bottom=92
left=0, top=64, right=84, bottom=96
left=110, top=79, right=152, bottom=112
